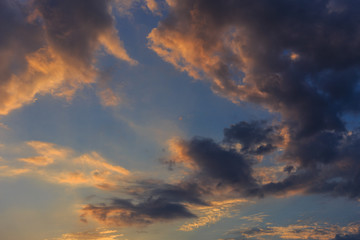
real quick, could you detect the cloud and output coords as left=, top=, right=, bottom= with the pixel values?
left=81, top=197, right=196, bottom=227
left=334, top=230, right=360, bottom=240
left=179, top=199, right=248, bottom=231
left=49, top=228, right=125, bottom=240
left=223, top=121, right=283, bottom=155
left=0, top=0, right=136, bottom=115
left=148, top=0, right=360, bottom=202
left=78, top=121, right=282, bottom=228
left=165, top=121, right=288, bottom=197
left=98, top=88, right=123, bottom=107
left=0, top=166, right=30, bottom=177
left=18, top=141, right=71, bottom=166
left=240, top=213, right=268, bottom=223
left=168, top=137, right=257, bottom=188
left=144, top=0, right=159, bottom=13
left=149, top=0, right=360, bottom=137
left=80, top=178, right=212, bottom=226
left=1, top=141, right=130, bottom=190
left=113, top=0, right=160, bottom=15
left=42, top=150, right=131, bottom=189
left=225, top=222, right=360, bottom=240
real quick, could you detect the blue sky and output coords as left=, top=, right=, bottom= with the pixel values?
left=1, top=1, right=360, bottom=240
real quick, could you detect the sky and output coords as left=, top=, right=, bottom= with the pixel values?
left=1, top=0, right=360, bottom=239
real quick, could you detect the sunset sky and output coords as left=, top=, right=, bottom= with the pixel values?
left=1, top=0, right=360, bottom=239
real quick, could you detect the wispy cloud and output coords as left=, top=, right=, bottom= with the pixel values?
left=225, top=222, right=360, bottom=240
left=240, top=213, right=268, bottom=223
left=1, top=141, right=130, bottom=190
left=179, top=199, right=249, bottom=231
left=48, top=228, right=125, bottom=240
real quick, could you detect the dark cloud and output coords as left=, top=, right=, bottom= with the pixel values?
left=334, top=230, right=360, bottom=240
left=0, top=0, right=135, bottom=115
left=149, top=0, right=360, bottom=137
left=259, top=129, right=360, bottom=199
left=0, top=0, right=43, bottom=108
left=82, top=197, right=196, bottom=227
left=147, top=0, right=360, bottom=202
left=125, top=180, right=209, bottom=205
left=223, top=223, right=360, bottom=240
left=34, top=0, right=112, bottom=66
left=81, top=180, right=211, bottom=226
left=224, top=121, right=283, bottom=155
left=185, top=137, right=257, bottom=187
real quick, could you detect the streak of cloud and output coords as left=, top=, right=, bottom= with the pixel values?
left=224, top=222, right=360, bottom=240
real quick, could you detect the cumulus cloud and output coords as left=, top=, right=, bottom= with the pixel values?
left=80, top=120, right=282, bottom=227
left=147, top=0, right=360, bottom=202
left=77, top=117, right=360, bottom=229
left=149, top=0, right=360, bottom=136
left=0, top=0, right=136, bottom=115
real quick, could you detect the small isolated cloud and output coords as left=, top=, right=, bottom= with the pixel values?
left=240, top=213, right=268, bottom=223
left=98, top=88, right=123, bottom=107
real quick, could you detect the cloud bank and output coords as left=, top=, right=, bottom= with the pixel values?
left=148, top=0, right=360, bottom=200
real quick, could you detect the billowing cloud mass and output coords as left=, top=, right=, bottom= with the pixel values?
left=3, top=1, right=360, bottom=238
left=0, top=0, right=136, bottom=115
left=147, top=0, right=360, bottom=201
left=149, top=0, right=360, bottom=136
left=47, top=0, right=360, bottom=229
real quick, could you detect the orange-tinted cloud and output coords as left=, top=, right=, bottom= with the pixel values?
left=0, top=166, right=30, bottom=177
left=226, top=222, right=360, bottom=240
left=113, top=0, right=160, bottom=16
left=0, top=141, right=131, bottom=189
left=0, top=0, right=136, bottom=115
left=50, top=228, right=125, bottom=240
left=240, top=212, right=268, bottom=223
left=179, top=199, right=249, bottom=231
left=98, top=88, right=123, bottom=107
left=144, top=0, right=160, bottom=14
left=18, top=140, right=71, bottom=166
